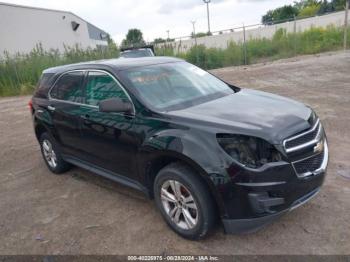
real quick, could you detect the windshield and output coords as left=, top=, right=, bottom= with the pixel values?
left=120, top=49, right=153, bottom=58
left=120, top=62, right=235, bottom=111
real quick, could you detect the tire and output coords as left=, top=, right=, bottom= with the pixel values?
left=39, top=132, right=71, bottom=174
left=154, top=162, right=216, bottom=240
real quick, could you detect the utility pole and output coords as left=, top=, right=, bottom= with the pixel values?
left=191, top=20, right=199, bottom=65
left=293, top=15, right=297, bottom=56
left=203, top=0, right=211, bottom=34
left=243, top=23, right=247, bottom=65
left=191, top=21, right=197, bottom=46
left=165, top=30, right=170, bottom=56
left=344, top=0, right=349, bottom=50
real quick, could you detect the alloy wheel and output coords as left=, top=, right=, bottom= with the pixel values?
left=160, top=180, right=199, bottom=230
left=42, top=139, right=57, bottom=169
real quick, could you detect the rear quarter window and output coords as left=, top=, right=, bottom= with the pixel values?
left=34, top=73, right=55, bottom=98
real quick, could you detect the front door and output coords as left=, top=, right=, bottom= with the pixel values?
left=78, top=71, right=140, bottom=179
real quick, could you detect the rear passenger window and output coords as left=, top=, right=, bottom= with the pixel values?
left=35, top=73, right=55, bottom=98
left=50, top=72, right=84, bottom=102
left=37, top=73, right=54, bottom=89
left=84, top=71, right=128, bottom=107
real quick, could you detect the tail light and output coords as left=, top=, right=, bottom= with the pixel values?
left=28, top=99, right=33, bottom=113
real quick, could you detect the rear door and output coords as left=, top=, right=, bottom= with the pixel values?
left=78, top=70, right=140, bottom=179
left=48, top=70, right=87, bottom=157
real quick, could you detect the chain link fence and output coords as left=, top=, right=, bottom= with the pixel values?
left=155, top=8, right=350, bottom=70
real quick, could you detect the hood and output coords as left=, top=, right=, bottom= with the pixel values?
left=166, top=89, right=312, bottom=144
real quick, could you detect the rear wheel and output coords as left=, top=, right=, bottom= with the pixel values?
left=154, top=162, right=216, bottom=240
left=39, top=133, right=71, bottom=174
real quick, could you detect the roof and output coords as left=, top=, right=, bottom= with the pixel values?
left=43, top=57, right=184, bottom=74
left=0, top=2, right=107, bottom=35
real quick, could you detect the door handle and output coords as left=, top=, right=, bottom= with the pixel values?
left=47, top=105, right=55, bottom=111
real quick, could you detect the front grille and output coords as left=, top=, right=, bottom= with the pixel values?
left=283, top=119, right=321, bottom=153
left=284, top=117, right=328, bottom=178
left=293, top=151, right=324, bottom=177
left=285, top=125, right=319, bottom=149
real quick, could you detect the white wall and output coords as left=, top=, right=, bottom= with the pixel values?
left=160, top=11, right=349, bottom=53
left=0, top=3, right=107, bottom=55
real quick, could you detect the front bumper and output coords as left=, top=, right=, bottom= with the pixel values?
left=222, top=187, right=320, bottom=234
left=217, top=140, right=328, bottom=234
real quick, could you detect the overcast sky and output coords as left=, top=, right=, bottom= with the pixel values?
left=3, top=0, right=295, bottom=44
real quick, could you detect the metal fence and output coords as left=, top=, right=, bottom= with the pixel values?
left=155, top=8, right=350, bottom=68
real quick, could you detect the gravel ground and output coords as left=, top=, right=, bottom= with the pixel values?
left=0, top=51, right=349, bottom=255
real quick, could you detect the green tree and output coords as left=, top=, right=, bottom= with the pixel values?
left=308, top=0, right=345, bottom=15
left=263, top=0, right=346, bottom=24
left=332, top=0, right=346, bottom=10
left=317, top=0, right=334, bottom=14
left=298, top=3, right=321, bottom=17
left=294, top=0, right=320, bottom=10
left=106, top=34, right=119, bottom=57
left=191, top=32, right=210, bottom=38
left=153, top=38, right=166, bottom=44
left=262, top=5, right=299, bottom=24
left=121, top=29, right=145, bottom=47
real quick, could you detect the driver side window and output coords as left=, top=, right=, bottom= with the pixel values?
left=84, top=71, right=129, bottom=107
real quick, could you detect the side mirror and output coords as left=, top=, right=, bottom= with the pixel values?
left=99, top=98, right=133, bottom=114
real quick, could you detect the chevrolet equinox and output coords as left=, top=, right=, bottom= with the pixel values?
left=30, top=57, right=328, bottom=239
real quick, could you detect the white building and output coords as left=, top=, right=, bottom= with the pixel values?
left=0, top=2, right=109, bottom=55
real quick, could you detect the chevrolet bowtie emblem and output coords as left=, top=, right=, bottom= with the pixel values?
left=314, top=141, right=324, bottom=153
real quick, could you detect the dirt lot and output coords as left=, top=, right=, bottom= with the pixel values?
left=0, top=51, right=349, bottom=255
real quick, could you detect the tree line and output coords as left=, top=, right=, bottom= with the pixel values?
left=262, top=0, right=347, bottom=24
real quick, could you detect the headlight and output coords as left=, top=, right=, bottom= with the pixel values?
left=217, top=134, right=282, bottom=168
left=308, top=110, right=317, bottom=125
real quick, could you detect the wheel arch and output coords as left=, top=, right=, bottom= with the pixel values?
left=142, top=150, right=226, bottom=217
left=34, top=121, right=49, bottom=141
left=34, top=115, right=58, bottom=143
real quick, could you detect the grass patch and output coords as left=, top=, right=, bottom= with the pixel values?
left=1, top=25, right=349, bottom=97
left=0, top=43, right=119, bottom=97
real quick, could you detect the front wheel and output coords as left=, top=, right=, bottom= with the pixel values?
left=154, top=163, right=216, bottom=240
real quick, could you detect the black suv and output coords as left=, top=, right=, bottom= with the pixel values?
left=31, top=57, right=328, bottom=239
left=120, top=46, right=155, bottom=58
